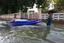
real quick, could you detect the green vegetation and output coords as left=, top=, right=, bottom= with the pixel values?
left=0, top=0, right=64, bottom=14
left=0, top=0, right=46, bottom=14
left=56, top=0, right=64, bottom=12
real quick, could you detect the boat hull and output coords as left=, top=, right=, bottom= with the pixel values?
left=8, top=19, right=42, bottom=26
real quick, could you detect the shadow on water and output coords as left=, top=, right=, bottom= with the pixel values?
left=42, top=27, right=53, bottom=42
left=0, top=21, right=64, bottom=43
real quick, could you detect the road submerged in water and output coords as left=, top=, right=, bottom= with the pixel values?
left=0, top=21, right=64, bottom=43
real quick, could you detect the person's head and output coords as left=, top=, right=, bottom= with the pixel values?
left=14, top=14, right=16, bottom=18
left=48, top=10, right=53, bottom=14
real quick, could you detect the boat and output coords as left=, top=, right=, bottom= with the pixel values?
left=8, top=19, right=42, bottom=26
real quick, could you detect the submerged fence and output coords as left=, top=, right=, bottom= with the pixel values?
left=0, top=12, right=64, bottom=20
left=0, top=12, right=42, bottom=20
left=42, top=13, right=64, bottom=20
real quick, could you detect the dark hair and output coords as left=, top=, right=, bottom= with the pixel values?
left=48, top=10, right=53, bottom=14
left=14, top=14, right=16, bottom=18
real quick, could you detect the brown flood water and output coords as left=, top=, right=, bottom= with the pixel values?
left=0, top=21, right=64, bottom=43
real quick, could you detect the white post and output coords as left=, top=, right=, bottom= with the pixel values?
left=58, top=14, right=59, bottom=20
left=27, top=10, right=29, bottom=19
left=63, top=14, right=64, bottom=20
left=19, top=10, right=22, bottom=18
left=39, top=8, right=42, bottom=19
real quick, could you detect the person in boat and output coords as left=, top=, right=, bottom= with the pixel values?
left=13, top=14, right=16, bottom=22
left=46, top=10, right=53, bottom=26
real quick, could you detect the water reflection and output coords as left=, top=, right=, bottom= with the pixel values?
left=42, top=27, right=55, bottom=43
left=53, top=23, right=64, bottom=29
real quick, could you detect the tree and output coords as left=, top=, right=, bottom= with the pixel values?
left=56, top=0, right=64, bottom=12
left=0, top=0, right=47, bottom=14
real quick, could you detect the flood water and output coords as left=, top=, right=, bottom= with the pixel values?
left=0, top=21, right=64, bottom=43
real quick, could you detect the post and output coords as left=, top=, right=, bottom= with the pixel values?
left=39, top=7, right=42, bottom=20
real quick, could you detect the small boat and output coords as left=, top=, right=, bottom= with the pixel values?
left=8, top=19, right=42, bottom=26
